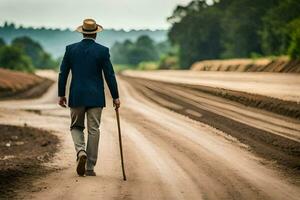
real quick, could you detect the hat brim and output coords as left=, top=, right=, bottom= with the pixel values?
left=76, top=24, right=103, bottom=34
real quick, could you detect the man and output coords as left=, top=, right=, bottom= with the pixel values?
left=58, top=18, right=120, bottom=176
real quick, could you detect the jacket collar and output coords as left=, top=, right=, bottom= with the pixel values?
left=81, top=38, right=96, bottom=43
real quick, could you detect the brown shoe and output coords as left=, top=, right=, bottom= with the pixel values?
left=85, top=170, right=96, bottom=176
left=76, top=151, right=87, bottom=176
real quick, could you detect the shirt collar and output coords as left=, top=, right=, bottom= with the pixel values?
left=83, top=37, right=96, bottom=41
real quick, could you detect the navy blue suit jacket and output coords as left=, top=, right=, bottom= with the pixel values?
left=58, top=39, right=119, bottom=108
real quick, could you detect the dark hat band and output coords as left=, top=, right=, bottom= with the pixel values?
left=82, top=26, right=98, bottom=32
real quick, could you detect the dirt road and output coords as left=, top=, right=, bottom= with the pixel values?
left=0, top=71, right=299, bottom=200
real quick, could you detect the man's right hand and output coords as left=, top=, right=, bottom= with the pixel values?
left=113, top=98, right=121, bottom=109
left=58, top=96, right=67, bottom=108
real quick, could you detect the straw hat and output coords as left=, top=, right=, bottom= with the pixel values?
left=76, top=18, right=103, bottom=34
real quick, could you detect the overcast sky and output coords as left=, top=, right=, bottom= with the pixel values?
left=0, top=0, right=198, bottom=30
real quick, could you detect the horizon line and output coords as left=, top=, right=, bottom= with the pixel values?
left=0, top=21, right=169, bottom=32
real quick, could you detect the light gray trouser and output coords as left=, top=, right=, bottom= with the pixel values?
left=70, top=107, right=103, bottom=171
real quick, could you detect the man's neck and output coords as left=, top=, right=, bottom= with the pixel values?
left=83, top=37, right=96, bottom=41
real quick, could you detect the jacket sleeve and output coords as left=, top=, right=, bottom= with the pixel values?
left=102, top=48, right=119, bottom=99
left=58, top=46, right=71, bottom=97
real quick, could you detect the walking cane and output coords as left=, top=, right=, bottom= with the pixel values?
left=115, top=107, right=127, bottom=181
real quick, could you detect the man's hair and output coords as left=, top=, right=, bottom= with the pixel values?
left=83, top=33, right=97, bottom=39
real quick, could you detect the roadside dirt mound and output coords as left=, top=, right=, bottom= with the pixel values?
left=0, top=68, right=53, bottom=99
left=191, top=58, right=300, bottom=73
left=0, top=124, right=59, bottom=199
left=186, top=84, right=300, bottom=120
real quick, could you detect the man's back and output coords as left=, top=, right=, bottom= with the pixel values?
left=58, top=38, right=119, bottom=107
left=57, top=18, right=120, bottom=177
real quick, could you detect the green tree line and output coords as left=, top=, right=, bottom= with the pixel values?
left=0, top=36, right=58, bottom=72
left=168, top=0, right=300, bottom=68
left=0, top=22, right=167, bottom=58
left=111, top=35, right=159, bottom=66
left=111, top=35, right=178, bottom=69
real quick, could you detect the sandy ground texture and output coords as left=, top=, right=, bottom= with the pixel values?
left=0, top=124, right=59, bottom=199
left=122, top=70, right=300, bottom=102
left=0, top=70, right=299, bottom=200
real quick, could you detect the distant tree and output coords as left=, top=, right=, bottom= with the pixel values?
left=40, top=52, right=58, bottom=68
left=0, top=46, right=34, bottom=72
left=131, top=35, right=159, bottom=65
left=219, top=0, right=274, bottom=58
left=111, top=40, right=133, bottom=64
left=0, top=37, right=5, bottom=48
left=168, top=1, right=223, bottom=68
left=288, top=18, right=300, bottom=59
left=111, top=35, right=159, bottom=66
left=156, top=41, right=173, bottom=57
left=136, top=35, right=156, bottom=49
left=260, top=0, right=300, bottom=56
left=3, top=22, right=15, bottom=29
left=11, top=36, right=56, bottom=69
left=12, top=36, right=43, bottom=67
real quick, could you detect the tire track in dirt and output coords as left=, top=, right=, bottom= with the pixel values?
left=118, top=79, right=300, bottom=200
left=122, top=108, right=269, bottom=199
left=120, top=76, right=300, bottom=175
